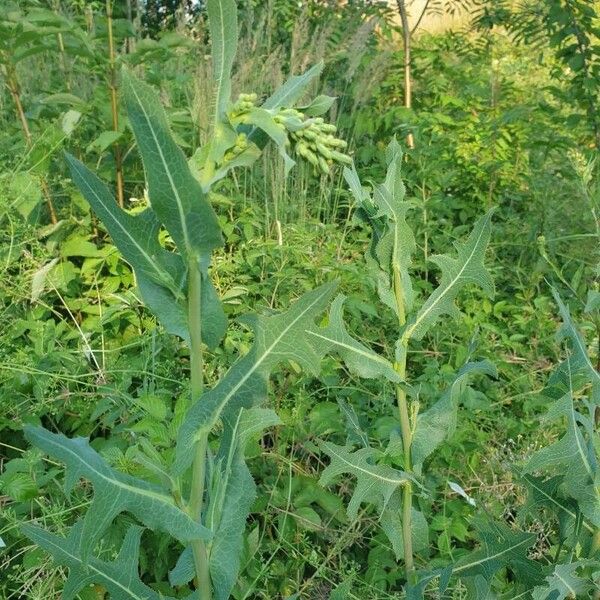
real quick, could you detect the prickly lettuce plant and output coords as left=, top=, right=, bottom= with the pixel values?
left=316, top=136, right=600, bottom=597
left=19, top=1, right=347, bottom=598
left=316, top=139, right=498, bottom=592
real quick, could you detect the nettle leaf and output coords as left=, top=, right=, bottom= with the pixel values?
left=307, top=294, right=401, bottom=383
left=411, top=360, right=497, bottom=474
left=24, top=426, right=210, bottom=560
left=122, top=70, right=223, bottom=259
left=453, top=519, right=543, bottom=594
left=173, top=282, right=337, bottom=474
left=318, top=441, right=412, bottom=520
left=206, top=407, right=281, bottom=600
left=65, top=153, right=225, bottom=348
left=208, top=0, right=237, bottom=121
left=531, top=561, right=594, bottom=600
left=404, top=210, right=494, bottom=341
left=22, top=523, right=184, bottom=600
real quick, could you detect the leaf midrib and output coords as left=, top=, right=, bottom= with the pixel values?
left=71, top=159, right=173, bottom=290
left=40, top=432, right=179, bottom=506
left=127, top=81, right=191, bottom=253
left=323, top=443, right=408, bottom=486
left=29, top=532, right=150, bottom=600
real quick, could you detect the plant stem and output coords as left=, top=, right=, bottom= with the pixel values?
left=392, top=263, right=415, bottom=582
left=106, top=0, right=125, bottom=208
left=187, top=255, right=212, bottom=600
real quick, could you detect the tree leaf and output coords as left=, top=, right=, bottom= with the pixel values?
left=307, top=294, right=401, bottom=383
left=24, top=425, right=210, bottom=560
left=121, top=70, right=223, bottom=259
left=318, top=441, right=412, bottom=520
left=65, top=153, right=225, bottom=348
left=404, top=210, right=494, bottom=341
left=208, top=0, right=238, bottom=122
left=173, top=282, right=337, bottom=474
left=21, top=523, right=180, bottom=600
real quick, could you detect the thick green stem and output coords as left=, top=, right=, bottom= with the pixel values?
left=187, top=255, right=212, bottom=600
left=392, top=264, right=415, bottom=582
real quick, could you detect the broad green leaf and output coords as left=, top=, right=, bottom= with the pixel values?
left=207, top=408, right=281, bottom=600
left=24, top=425, right=210, bottom=559
left=122, top=71, right=222, bottom=259
left=453, top=519, right=543, bottom=592
left=66, top=153, right=225, bottom=348
left=31, top=257, right=59, bottom=302
left=318, top=441, right=412, bottom=520
left=208, top=0, right=238, bottom=121
left=531, top=561, right=594, bottom=600
left=411, top=360, right=497, bottom=474
left=380, top=502, right=429, bottom=561
left=299, top=94, right=336, bottom=117
left=21, top=523, right=181, bottom=600
left=404, top=210, right=494, bottom=341
left=263, top=62, right=324, bottom=110
left=173, top=282, right=337, bottom=474
left=307, top=294, right=401, bottom=383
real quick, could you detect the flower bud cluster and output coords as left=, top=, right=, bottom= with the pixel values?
left=223, top=133, right=248, bottom=162
left=228, top=93, right=258, bottom=120
left=275, top=108, right=352, bottom=174
left=225, top=93, right=352, bottom=174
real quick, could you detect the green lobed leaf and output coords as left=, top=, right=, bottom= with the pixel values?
left=21, top=523, right=186, bottom=600
left=411, top=360, right=497, bottom=474
left=121, top=70, right=223, bottom=259
left=208, top=0, right=238, bottom=122
left=531, top=561, right=595, bottom=600
left=453, top=519, right=543, bottom=592
left=173, top=282, right=337, bottom=475
left=307, top=294, right=401, bottom=383
left=522, top=369, right=600, bottom=528
left=24, top=425, right=210, bottom=560
left=206, top=407, right=281, bottom=600
left=550, top=288, right=600, bottom=393
left=403, top=210, right=494, bottom=341
left=318, top=441, right=412, bottom=520
left=65, top=153, right=225, bottom=348
left=344, top=140, right=415, bottom=318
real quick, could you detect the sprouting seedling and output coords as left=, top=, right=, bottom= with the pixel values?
left=314, top=138, right=497, bottom=591
left=19, top=1, right=346, bottom=599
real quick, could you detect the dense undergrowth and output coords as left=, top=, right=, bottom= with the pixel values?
left=0, top=1, right=598, bottom=599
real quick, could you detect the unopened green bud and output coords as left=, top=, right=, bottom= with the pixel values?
left=318, top=156, right=330, bottom=174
